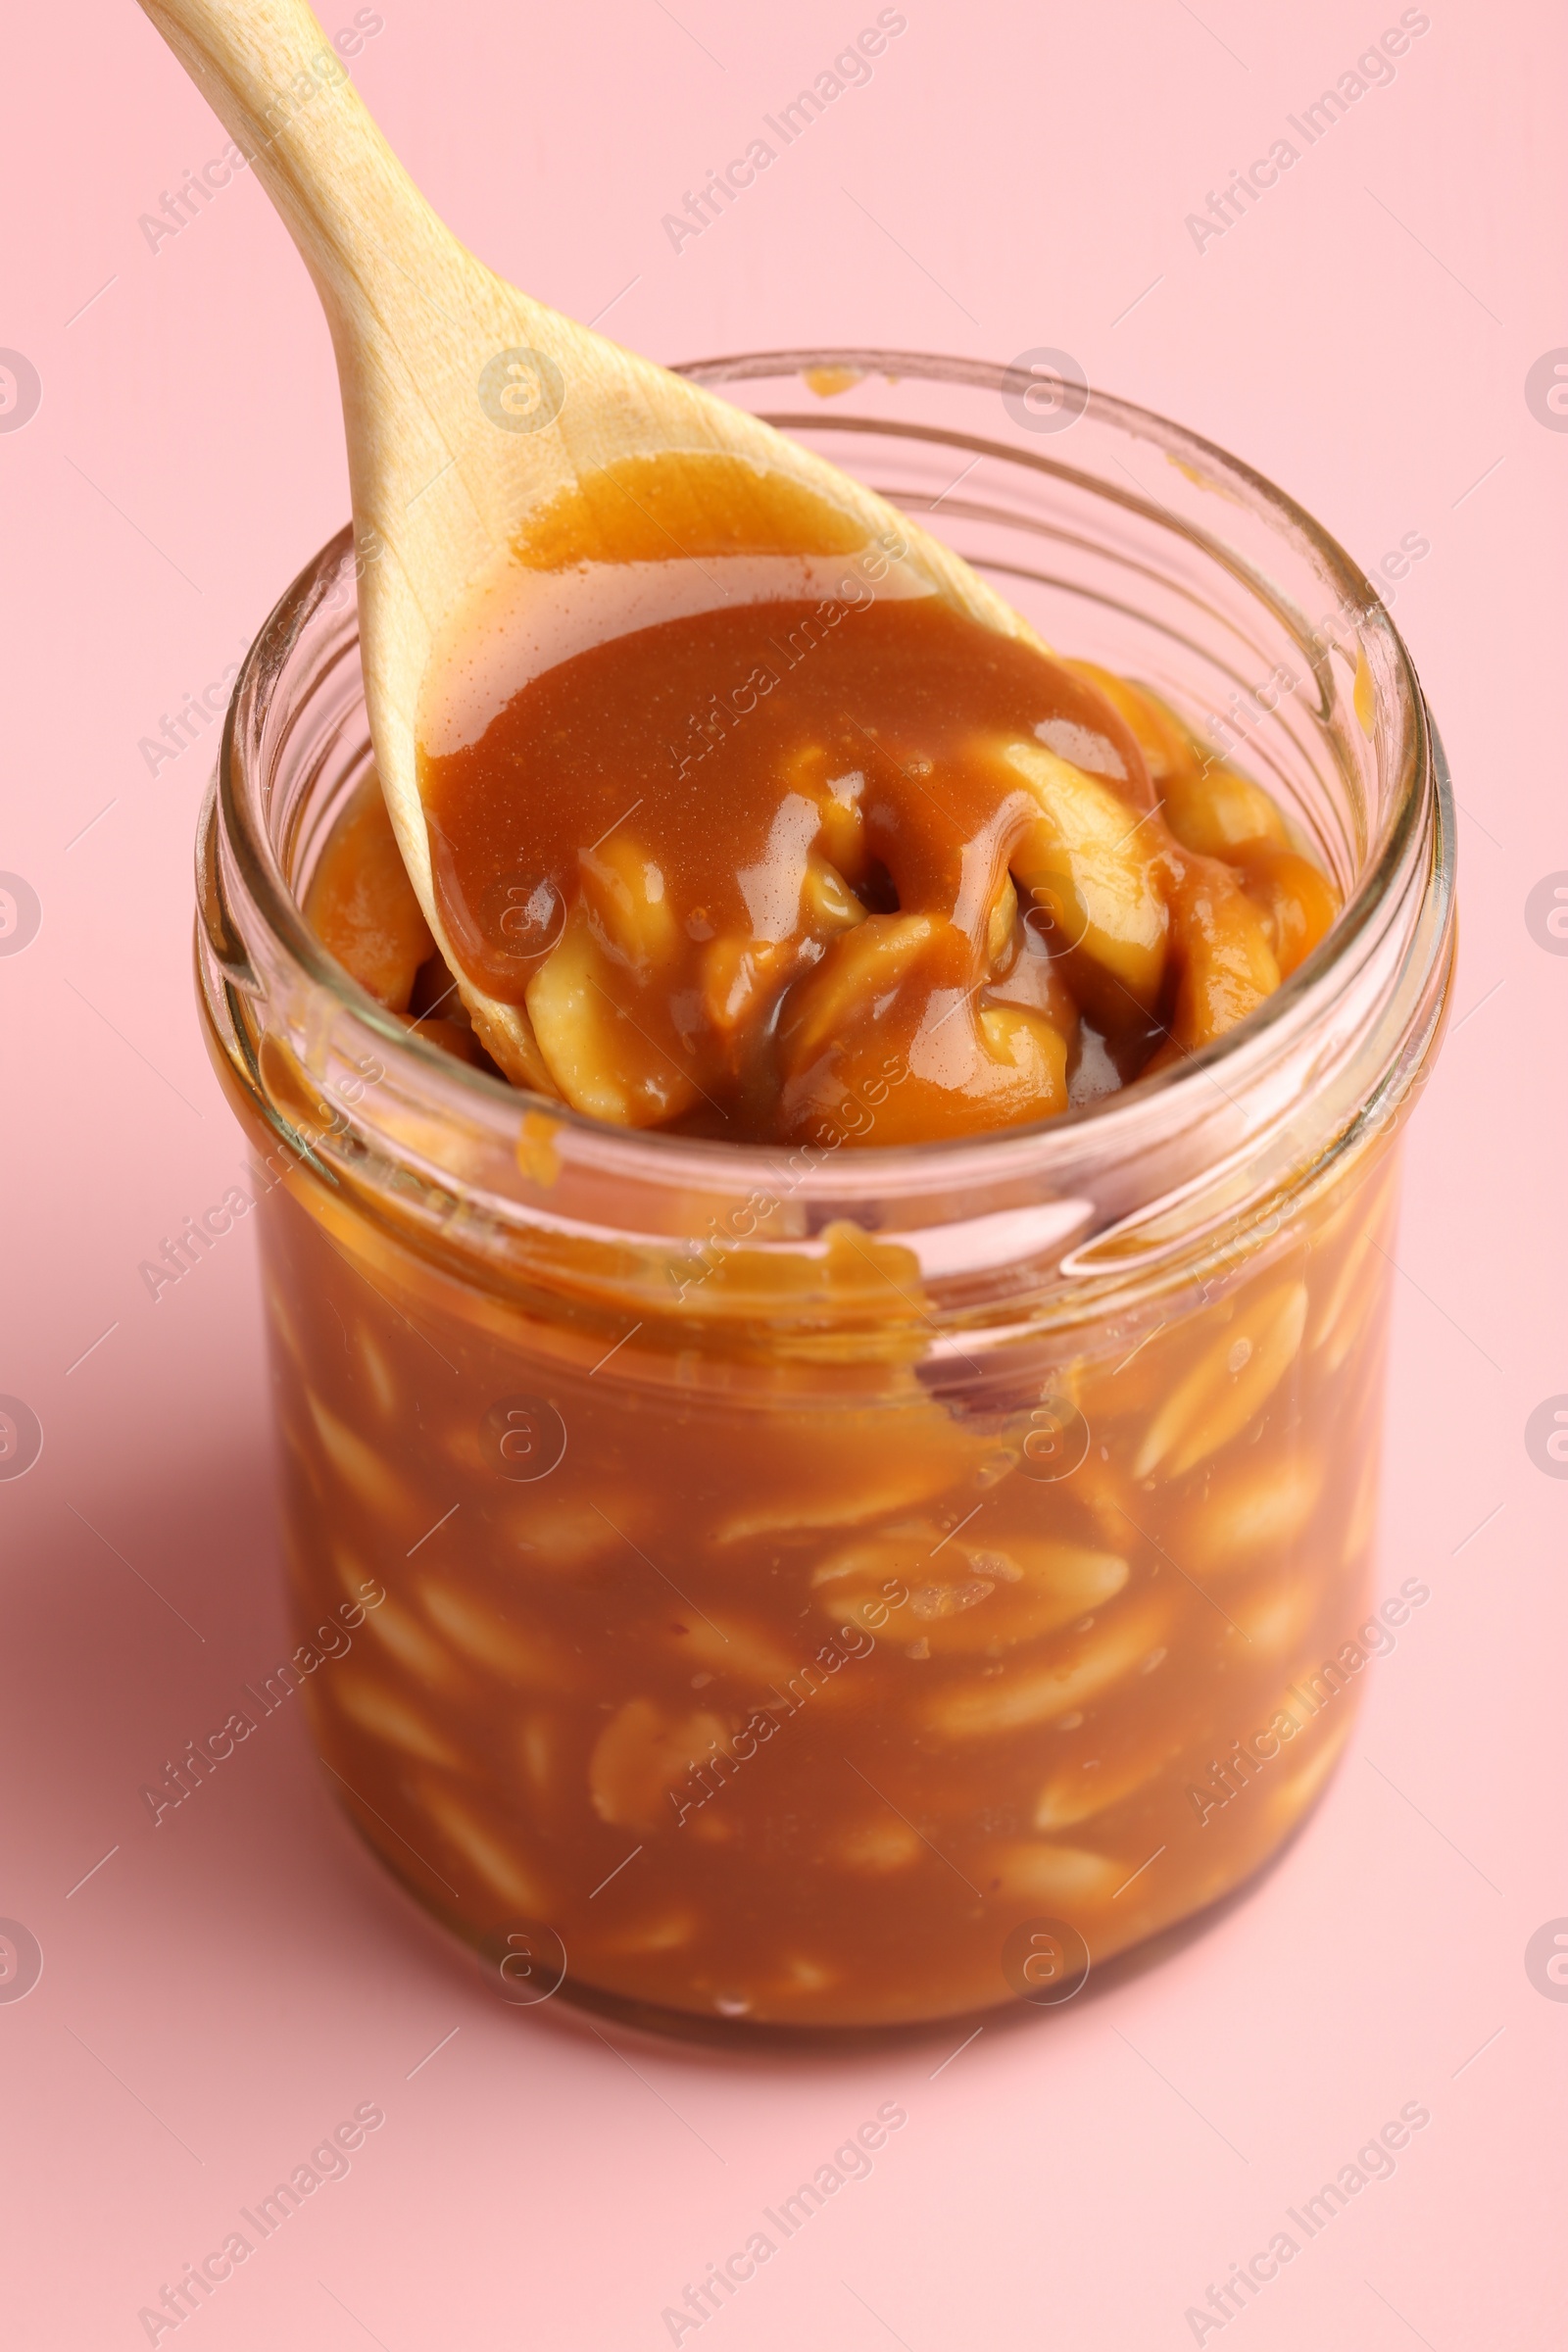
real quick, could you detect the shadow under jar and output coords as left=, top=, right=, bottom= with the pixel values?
left=197, top=352, right=1454, bottom=2036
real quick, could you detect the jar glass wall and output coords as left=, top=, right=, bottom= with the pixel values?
left=197, top=353, right=1454, bottom=2035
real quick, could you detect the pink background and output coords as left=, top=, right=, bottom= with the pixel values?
left=2, top=1, right=1564, bottom=2344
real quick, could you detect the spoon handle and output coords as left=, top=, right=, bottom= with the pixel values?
left=137, top=0, right=454, bottom=347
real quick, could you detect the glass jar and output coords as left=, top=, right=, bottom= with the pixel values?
left=197, top=351, right=1454, bottom=2036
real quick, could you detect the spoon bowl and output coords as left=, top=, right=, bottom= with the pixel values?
left=141, top=0, right=1041, bottom=1085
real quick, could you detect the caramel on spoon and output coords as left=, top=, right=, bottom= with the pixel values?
left=140, top=0, right=1044, bottom=1087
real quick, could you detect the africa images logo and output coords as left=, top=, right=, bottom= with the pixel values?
left=661, top=12, right=908, bottom=252
left=1185, top=12, right=1432, bottom=254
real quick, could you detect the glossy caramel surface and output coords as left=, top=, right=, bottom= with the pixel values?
left=396, top=488, right=1338, bottom=1145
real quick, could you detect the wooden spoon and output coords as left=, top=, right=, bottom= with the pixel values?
left=140, top=0, right=1041, bottom=1090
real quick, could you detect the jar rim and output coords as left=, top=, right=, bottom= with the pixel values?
left=211, top=347, right=1453, bottom=1221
